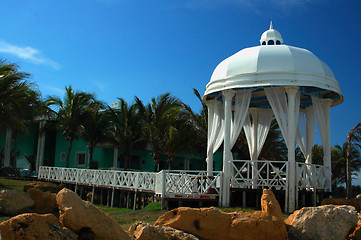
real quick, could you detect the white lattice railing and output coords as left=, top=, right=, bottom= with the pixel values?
left=231, top=160, right=289, bottom=190
left=38, top=167, right=222, bottom=199
left=155, top=170, right=222, bottom=198
left=38, top=166, right=157, bottom=192
left=296, top=162, right=329, bottom=190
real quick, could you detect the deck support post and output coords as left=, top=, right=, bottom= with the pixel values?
left=91, top=186, right=95, bottom=203
left=75, top=184, right=78, bottom=194
left=107, top=188, right=110, bottom=206
left=111, top=188, right=115, bottom=207
left=242, top=191, right=246, bottom=209
left=126, top=192, right=130, bottom=209
left=133, top=191, right=137, bottom=210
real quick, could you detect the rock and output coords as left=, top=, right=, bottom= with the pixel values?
left=56, top=188, right=132, bottom=240
left=27, top=187, right=57, bottom=214
left=0, top=190, right=34, bottom=216
left=261, top=188, right=283, bottom=219
left=24, top=181, right=65, bottom=193
left=349, top=219, right=361, bottom=240
left=321, top=198, right=360, bottom=211
left=129, top=221, right=199, bottom=240
left=287, top=205, right=358, bottom=240
left=155, top=189, right=287, bottom=240
left=0, top=213, right=77, bottom=240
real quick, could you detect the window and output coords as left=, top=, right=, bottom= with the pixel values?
left=76, top=152, right=86, bottom=167
left=268, top=40, right=274, bottom=45
left=262, top=41, right=266, bottom=45
left=276, top=40, right=281, bottom=45
left=60, top=152, right=66, bottom=162
left=118, top=154, right=141, bottom=170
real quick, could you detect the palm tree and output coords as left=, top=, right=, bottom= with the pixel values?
left=79, top=102, right=108, bottom=167
left=107, top=99, right=144, bottom=170
left=46, top=85, right=95, bottom=168
left=346, top=123, right=361, bottom=198
left=0, top=59, right=42, bottom=167
left=182, top=88, right=208, bottom=154
left=136, top=93, right=182, bottom=171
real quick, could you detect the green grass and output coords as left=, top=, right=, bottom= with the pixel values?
left=0, top=178, right=32, bottom=193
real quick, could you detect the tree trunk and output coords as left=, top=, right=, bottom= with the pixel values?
left=346, top=139, right=352, bottom=199
left=66, top=139, right=73, bottom=168
left=88, top=145, right=94, bottom=169
left=11, top=131, right=18, bottom=168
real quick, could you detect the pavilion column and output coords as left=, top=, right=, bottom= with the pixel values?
left=305, top=107, right=315, bottom=164
left=222, top=90, right=235, bottom=207
left=36, top=121, right=46, bottom=172
left=113, top=147, right=118, bottom=169
left=250, top=109, right=259, bottom=189
left=286, top=86, right=299, bottom=213
left=322, top=98, right=333, bottom=191
left=4, top=128, right=12, bottom=167
left=206, top=100, right=215, bottom=175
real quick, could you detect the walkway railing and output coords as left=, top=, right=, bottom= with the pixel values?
left=38, top=167, right=222, bottom=201
left=38, top=166, right=157, bottom=192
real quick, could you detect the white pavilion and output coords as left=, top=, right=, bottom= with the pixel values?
left=203, top=23, right=343, bottom=212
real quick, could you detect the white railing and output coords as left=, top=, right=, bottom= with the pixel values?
left=231, top=160, right=288, bottom=190
left=296, top=162, right=329, bottom=190
left=38, top=167, right=222, bottom=200
left=38, top=166, right=157, bottom=192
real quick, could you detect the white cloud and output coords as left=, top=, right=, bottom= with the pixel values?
left=0, top=40, right=61, bottom=70
left=44, top=85, right=65, bottom=96
left=91, top=79, right=105, bottom=92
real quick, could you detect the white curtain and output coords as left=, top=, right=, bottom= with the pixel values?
left=296, top=107, right=316, bottom=164
left=207, top=100, right=225, bottom=157
left=230, top=89, right=252, bottom=149
left=265, top=87, right=300, bottom=149
left=312, top=96, right=327, bottom=149
left=243, top=108, right=274, bottom=160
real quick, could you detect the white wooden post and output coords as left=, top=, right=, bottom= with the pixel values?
left=286, top=86, right=299, bottom=213
left=4, top=128, right=12, bottom=167
left=322, top=98, right=332, bottom=191
left=36, top=121, right=46, bottom=171
left=250, top=109, right=259, bottom=189
left=113, top=147, right=118, bottom=169
left=161, top=170, right=166, bottom=210
left=222, top=90, right=235, bottom=207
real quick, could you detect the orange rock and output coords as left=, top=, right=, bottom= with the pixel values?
left=56, top=188, right=132, bottom=240
left=24, top=181, right=65, bottom=193
left=129, top=221, right=199, bottom=240
left=155, top=189, right=287, bottom=240
left=0, top=189, right=34, bottom=216
left=284, top=210, right=300, bottom=229
left=321, top=198, right=360, bottom=212
left=27, top=187, right=57, bottom=214
left=0, top=213, right=77, bottom=240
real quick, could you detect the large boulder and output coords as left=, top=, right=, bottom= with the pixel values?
left=24, top=181, right=65, bottom=193
left=27, top=187, right=57, bottom=214
left=129, top=221, right=199, bottom=240
left=287, top=205, right=358, bottom=240
left=155, top=189, right=287, bottom=240
left=56, top=188, right=132, bottom=240
left=321, top=198, right=360, bottom=212
left=0, top=189, right=34, bottom=216
left=0, top=213, right=77, bottom=240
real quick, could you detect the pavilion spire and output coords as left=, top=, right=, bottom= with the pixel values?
left=270, top=21, right=273, bottom=30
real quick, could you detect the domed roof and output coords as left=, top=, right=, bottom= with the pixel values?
left=260, top=21, right=283, bottom=45
left=204, top=24, right=343, bottom=107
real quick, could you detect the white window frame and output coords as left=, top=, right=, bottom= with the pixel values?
left=75, top=152, right=87, bottom=168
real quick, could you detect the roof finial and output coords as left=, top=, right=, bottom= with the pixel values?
left=270, top=21, right=273, bottom=30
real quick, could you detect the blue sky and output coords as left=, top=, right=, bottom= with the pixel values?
left=0, top=0, right=360, bottom=148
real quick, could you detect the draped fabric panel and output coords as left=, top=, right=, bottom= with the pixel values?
left=206, top=100, right=225, bottom=157
left=243, top=108, right=273, bottom=160
left=312, top=96, right=327, bottom=149
left=230, top=89, right=252, bottom=149
left=265, top=87, right=300, bottom=149
left=296, top=107, right=316, bottom=163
